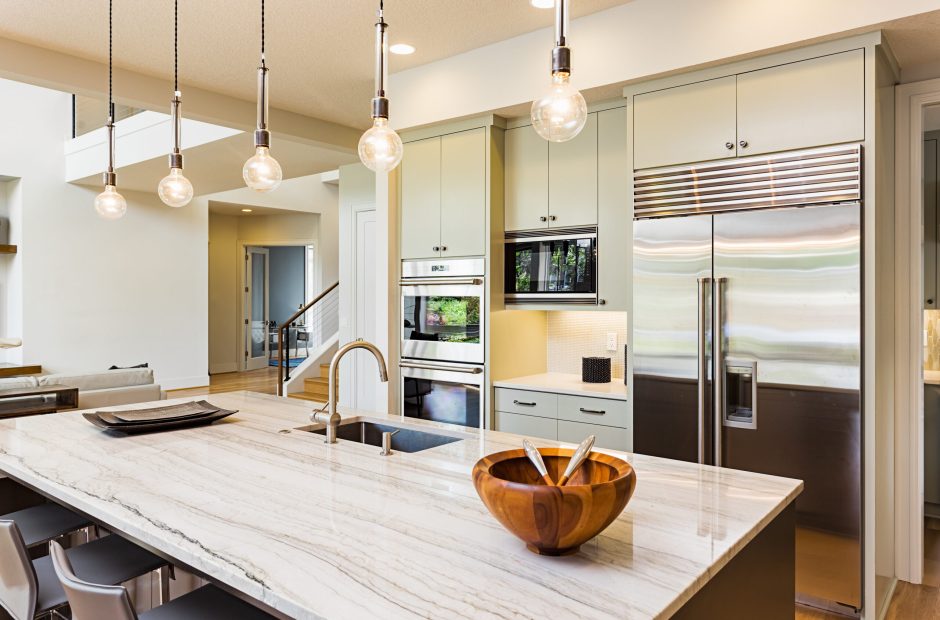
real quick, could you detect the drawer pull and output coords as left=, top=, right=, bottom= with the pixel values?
left=513, top=400, right=537, bottom=407
left=579, top=407, right=606, bottom=415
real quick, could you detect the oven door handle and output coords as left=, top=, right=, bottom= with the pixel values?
left=400, top=278, right=483, bottom=286
left=399, top=361, right=484, bottom=374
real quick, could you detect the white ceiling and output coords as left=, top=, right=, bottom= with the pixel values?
left=0, top=0, right=631, bottom=129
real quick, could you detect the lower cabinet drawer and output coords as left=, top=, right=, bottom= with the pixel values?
left=496, top=411, right=557, bottom=441
left=495, top=388, right=558, bottom=418
left=557, top=419, right=631, bottom=452
left=557, top=394, right=629, bottom=428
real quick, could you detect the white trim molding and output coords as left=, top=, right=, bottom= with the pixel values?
left=893, top=77, right=940, bottom=585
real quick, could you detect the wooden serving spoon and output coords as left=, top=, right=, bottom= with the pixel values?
left=522, top=439, right=555, bottom=485
left=556, top=435, right=596, bottom=486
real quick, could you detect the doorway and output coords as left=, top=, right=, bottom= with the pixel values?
left=244, top=247, right=269, bottom=370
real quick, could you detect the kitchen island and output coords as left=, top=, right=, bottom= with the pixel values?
left=0, top=391, right=801, bottom=619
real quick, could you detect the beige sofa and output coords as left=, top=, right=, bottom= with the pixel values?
left=0, top=368, right=165, bottom=409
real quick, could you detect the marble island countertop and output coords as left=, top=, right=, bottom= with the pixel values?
left=494, top=372, right=629, bottom=400
left=0, top=392, right=801, bottom=619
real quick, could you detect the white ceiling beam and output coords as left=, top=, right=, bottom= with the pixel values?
left=0, top=36, right=360, bottom=154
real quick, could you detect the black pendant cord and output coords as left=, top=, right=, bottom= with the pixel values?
left=261, top=0, right=266, bottom=68
left=108, top=0, right=113, bottom=118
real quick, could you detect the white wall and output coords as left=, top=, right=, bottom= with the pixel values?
left=0, top=78, right=208, bottom=388
left=0, top=179, right=23, bottom=365
left=389, top=0, right=937, bottom=129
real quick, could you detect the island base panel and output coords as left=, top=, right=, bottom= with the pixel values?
left=673, top=504, right=795, bottom=620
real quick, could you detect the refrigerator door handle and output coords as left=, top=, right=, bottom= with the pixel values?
left=713, top=277, right=727, bottom=467
left=697, top=277, right=712, bottom=465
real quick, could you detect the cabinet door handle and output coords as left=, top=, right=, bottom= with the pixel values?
left=725, top=142, right=734, bottom=150
left=440, top=245, right=447, bottom=252
left=929, top=298, right=935, bottom=305
left=598, top=299, right=607, bottom=305
left=513, top=400, right=537, bottom=407
left=739, top=140, right=748, bottom=148
left=539, top=216, right=548, bottom=222
left=579, top=407, right=606, bottom=415
left=549, top=215, right=557, bottom=221
left=432, top=246, right=440, bottom=252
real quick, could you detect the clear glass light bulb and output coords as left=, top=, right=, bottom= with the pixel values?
left=530, top=72, right=588, bottom=143
left=358, top=118, right=404, bottom=173
left=243, top=146, right=282, bottom=192
left=94, top=185, right=127, bottom=220
left=157, top=167, right=194, bottom=208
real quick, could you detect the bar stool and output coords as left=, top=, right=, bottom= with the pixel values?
left=0, top=521, right=167, bottom=620
left=0, top=503, right=93, bottom=550
left=49, top=540, right=276, bottom=619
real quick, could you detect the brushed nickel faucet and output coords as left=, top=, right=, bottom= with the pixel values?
left=312, top=339, right=389, bottom=443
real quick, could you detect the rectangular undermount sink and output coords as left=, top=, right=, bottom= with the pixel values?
left=295, top=420, right=463, bottom=453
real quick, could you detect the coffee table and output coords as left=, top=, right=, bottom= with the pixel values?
left=0, top=384, right=79, bottom=420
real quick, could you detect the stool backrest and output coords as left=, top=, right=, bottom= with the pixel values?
left=0, top=520, right=36, bottom=620
left=48, top=540, right=138, bottom=620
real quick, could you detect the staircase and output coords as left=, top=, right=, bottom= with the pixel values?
left=287, top=364, right=336, bottom=404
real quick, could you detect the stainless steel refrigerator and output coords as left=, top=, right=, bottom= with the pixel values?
left=632, top=144, right=862, bottom=612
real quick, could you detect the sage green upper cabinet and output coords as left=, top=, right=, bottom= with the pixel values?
left=400, top=128, right=486, bottom=260
left=505, top=126, right=548, bottom=231
left=736, top=50, right=864, bottom=157
left=400, top=136, right=442, bottom=260
left=633, top=76, right=737, bottom=170
left=597, top=107, right=628, bottom=311
left=549, top=113, right=598, bottom=228
left=440, top=128, right=486, bottom=258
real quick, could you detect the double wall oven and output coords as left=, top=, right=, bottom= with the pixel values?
left=399, top=258, right=484, bottom=430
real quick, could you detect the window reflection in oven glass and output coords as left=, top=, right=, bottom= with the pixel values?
left=403, top=296, right=481, bottom=343
left=403, top=378, right=480, bottom=428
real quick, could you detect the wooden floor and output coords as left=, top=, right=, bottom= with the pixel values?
left=167, top=367, right=280, bottom=398
left=170, top=368, right=940, bottom=619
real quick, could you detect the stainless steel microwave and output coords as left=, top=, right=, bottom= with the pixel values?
left=504, top=226, right=597, bottom=303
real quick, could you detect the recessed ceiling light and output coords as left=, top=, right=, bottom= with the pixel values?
left=241, top=208, right=253, bottom=213
left=390, top=43, right=415, bottom=55
left=530, top=0, right=554, bottom=8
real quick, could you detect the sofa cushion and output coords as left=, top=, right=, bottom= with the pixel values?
left=37, top=368, right=154, bottom=391
left=0, top=377, right=39, bottom=391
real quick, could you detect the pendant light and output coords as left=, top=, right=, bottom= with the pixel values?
left=530, top=0, right=587, bottom=143
left=94, top=0, right=127, bottom=220
left=243, top=0, right=282, bottom=192
left=158, top=0, right=193, bottom=207
left=358, top=0, right=403, bottom=173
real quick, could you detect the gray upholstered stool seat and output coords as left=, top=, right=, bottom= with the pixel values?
left=0, top=502, right=92, bottom=549
left=0, top=521, right=167, bottom=619
left=141, top=585, right=276, bottom=620
left=49, top=540, right=275, bottom=620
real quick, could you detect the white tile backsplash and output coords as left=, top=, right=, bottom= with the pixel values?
left=546, top=311, right=628, bottom=378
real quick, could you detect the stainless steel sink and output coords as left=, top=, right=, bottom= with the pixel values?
left=295, top=420, right=462, bottom=453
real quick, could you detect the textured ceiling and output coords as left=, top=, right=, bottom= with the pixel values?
left=0, top=0, right=631, bottom=129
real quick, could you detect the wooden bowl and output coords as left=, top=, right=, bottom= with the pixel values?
left=472, top=447, right=636, bottom=556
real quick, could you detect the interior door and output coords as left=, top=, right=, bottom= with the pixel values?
left=632, top=215, right=713, bottom=463
left=713, top=204, right=861, bottom=607
left=244, top=247, right=270, bottom=371
left=925, top=131, right=940, bottom=308
left=354, top=209, right=379, bottom=412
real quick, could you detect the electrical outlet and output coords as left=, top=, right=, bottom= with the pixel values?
left=606, top=332, right=618, bottom=352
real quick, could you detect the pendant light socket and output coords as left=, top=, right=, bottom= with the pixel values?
left=102, top=171, right=116, bottom=186
left=254, top=129, right=271, bottom=149
left=372, top=97, right=389, bottom=119
left=552, top=46, right=571, bottom=75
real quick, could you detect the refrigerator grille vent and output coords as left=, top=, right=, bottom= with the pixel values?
left=633, top=144, right=861, bottom=218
